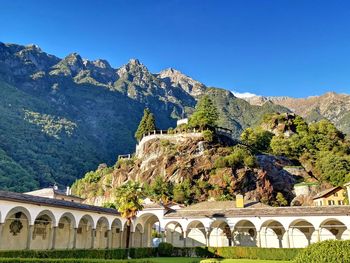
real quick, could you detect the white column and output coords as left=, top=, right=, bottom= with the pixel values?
left=140, top=232, right=143, bottom=247
left=51, top=226, right=57, bottom=250
left=256, top=230, right=261, bottom=247
left=205, top=230, right=210, bottom=247
left=120, top=231, right=123, bottom=248
left=72, top=228, right=77, bottom=249
left=107, top=230, right=112, bottom=249
left=91, top=229, right=95, bottom=249
left=316, top=228, right=321, bottom=242
left=183, top=231, right=187, bottom=247
left=286, top=229, right=290, bottom=248
left=26, top=225, right=34, bottom=250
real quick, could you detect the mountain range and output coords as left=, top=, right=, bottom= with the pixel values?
left=0, top=42, right=348, bottom=191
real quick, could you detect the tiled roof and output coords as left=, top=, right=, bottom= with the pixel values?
left=312, top=186, right=342, bottom=200
left=165, top=201, right=350, bottom=218
left=0, top=191, right=119, bottom=215
left=178, top=200, right=269, bottom=211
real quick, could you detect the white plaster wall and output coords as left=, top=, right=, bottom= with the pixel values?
left=1, top=214, right=28, bottom=250
left=187, top=229, right=206, bottom=247
left=209, top=228, right=229, bottom=247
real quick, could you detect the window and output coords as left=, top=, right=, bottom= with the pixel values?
left=328, top=200, right=335, bottom=205
left=338, top=200, right=344, bottom=205
left=334, top=192, right=338, bottom=197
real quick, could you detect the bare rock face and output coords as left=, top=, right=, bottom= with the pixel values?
left=157, top=68, right=206, bottom=98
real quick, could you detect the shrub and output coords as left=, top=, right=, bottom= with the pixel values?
left=158, top=242, right=173, bottom=257
left=294, top=240, right=350, bottom=263
left=0, top=249, right=137, bottom=260
left=202, top=130, right=214, bottom=142
left=0, top=259, right=155, bottom=263
left=174, top=246, right=300, bottom=260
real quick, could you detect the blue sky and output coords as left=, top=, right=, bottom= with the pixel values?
left=1, top=0, right=350, bottom=97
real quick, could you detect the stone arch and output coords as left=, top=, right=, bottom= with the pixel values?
left=135, top=213, right=161, bottom=248
left=111, top=218, right=123, bottom=248
left=95, top=217, right=109, bottom=249
left=1, top=206, right=31, bottom=250
left=261, top=220, right=285, bottom=248
left=319, top=218, right=347, bottom=241
left=209, top=220, right=231, bottom=247
left=186, top=220, right=206, bottom=247
left=233, top=220, right=257, bottom=247
left=289, top=219, right=315, bottom=248
left=165, top=221, right=185, bottom=247
left=4, top=206, right=32, bottom=225
left=31, top=211, right=55, bottom=250
left=56, top=212, right=76, bottom=249
left=76, top=214, right=94, bottom=249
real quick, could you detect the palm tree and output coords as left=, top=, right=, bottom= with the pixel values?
left=114, top=181, right=144, bottom=251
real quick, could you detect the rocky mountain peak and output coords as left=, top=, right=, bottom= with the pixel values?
left=157, top=68, right=206, bottom=97
left=92, top=59, right=112, bottom=69
left=128, top=58, right=141, bottom=66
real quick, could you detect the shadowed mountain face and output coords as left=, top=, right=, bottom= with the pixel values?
left=0, top=42, right=287, bottom=191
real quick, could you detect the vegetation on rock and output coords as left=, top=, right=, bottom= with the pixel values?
left=242, top=113, right=350, bottom=186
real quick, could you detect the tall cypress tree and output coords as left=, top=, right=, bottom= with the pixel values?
left=135, top=108, right=157, bottom=141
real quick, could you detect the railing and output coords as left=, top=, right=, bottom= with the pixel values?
left=117, top=154, right=132, bottom=160
left=139, top=128, right=200, bottom=141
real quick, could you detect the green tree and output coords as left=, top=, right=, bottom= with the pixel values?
left=189, top=95, right=219, bottom=129
left=135, top=108, right=157, bottom=141
left=240, top=127, right=273, bottom=152
left=146, top=176, right=173, bottom=205
left=173, top=179, right=192, bottom=205
left=113, top=181, right=144, bottom=250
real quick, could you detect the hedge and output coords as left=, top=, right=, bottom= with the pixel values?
left=0, top=249, right=155, bottom=259
left=0, top=246, right=301, bottom=261
left=0, top=259, right=155, bottom=263
left=173, top=246, right=301, bottom=260
left=294, top=240, right=350, bottom=263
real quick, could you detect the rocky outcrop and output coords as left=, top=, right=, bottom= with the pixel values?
left=73, top=133, right=302, bottom=206
left=245, top=92, right=350, bottom=134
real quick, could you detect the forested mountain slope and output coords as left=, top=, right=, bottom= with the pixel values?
left=0, top=42, right=289, bottom=191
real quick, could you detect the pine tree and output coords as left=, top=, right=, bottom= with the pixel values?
left=135, top=108, right=157, bottom=141
left=145, top=112, right=156, bottom=132
left=189, top=95, right=219, bottom=130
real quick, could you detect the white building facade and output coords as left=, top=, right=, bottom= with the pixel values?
left=0, top=191, right=349, bottom=250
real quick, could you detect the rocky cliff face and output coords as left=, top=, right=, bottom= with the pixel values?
left=245, top=92, right=350, bottom=135
left=0, top=42, right=287, bottom=191
left=72, top=133, right=306, bottom=206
